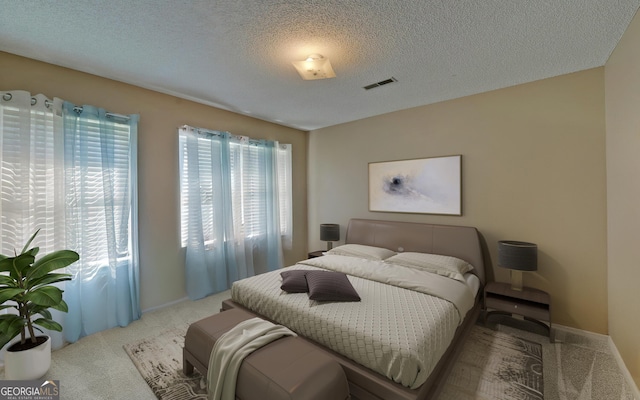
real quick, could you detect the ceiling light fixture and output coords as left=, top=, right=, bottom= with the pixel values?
left=292, top=54, right=336, bottom=80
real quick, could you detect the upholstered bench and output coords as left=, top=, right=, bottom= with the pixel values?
left=184, top=308, right=350, bottom=400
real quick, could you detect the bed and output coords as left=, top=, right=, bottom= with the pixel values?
left=221, top=218, right=486, bottom=400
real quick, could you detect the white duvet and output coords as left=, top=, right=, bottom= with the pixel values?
left=230, top=254, right=476, bottom=389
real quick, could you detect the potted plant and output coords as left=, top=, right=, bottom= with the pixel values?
left=0, top=229, right=79, bottom=380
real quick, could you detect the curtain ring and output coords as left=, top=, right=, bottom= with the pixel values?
left=2, top=93, right=11, bottom=101
left=31, top=97, right=37, bottom=106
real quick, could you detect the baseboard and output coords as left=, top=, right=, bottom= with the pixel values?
left=553, top=323, right=610, bottom=344
left=141, top=296, right=189, bottom=314
left=607, top=336, right=640, bottom=400
left=553, top=324, right=639, bottom=399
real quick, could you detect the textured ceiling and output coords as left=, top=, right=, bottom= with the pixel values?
left=1, top=1, right=638, bottom=131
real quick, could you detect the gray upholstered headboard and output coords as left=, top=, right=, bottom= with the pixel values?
left=345, top=218, right=485, bottom=285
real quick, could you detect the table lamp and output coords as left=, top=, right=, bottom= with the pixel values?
left=320, top=224, right=340, bottom=250
left=497, top=240, right=537, bottom=291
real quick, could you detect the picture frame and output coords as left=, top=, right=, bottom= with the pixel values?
left=368, top=155, right=462, bottom=215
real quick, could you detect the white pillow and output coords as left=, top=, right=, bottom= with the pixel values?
left=325, top=244, right=397, bottom=261
left=384, top=252, right=474, bottom=282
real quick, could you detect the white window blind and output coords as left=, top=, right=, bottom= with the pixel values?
left=0, top=94, right=65, bottom=254
left=64, top=114, right=134, bottom=266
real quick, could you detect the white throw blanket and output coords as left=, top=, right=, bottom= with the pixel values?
left=207, top=317, right=297, bottom=400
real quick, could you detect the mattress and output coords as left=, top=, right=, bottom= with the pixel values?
left=230, top=254, right=476, bottom=389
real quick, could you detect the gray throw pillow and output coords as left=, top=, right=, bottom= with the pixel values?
left=280, top=270, right=309, bottom=293
left=305, top=271, right=361, bottom=302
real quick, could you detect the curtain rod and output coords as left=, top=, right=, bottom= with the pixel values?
left=186, top=126, right=264, bottom=147
left=2, top=92, right=130, bottom=121
left=69, top=105, right=130, bottom=121
left=183, top=125, right=290, bottom=150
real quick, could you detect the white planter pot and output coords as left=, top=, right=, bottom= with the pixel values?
left=4, top=336, right=51, bottom=380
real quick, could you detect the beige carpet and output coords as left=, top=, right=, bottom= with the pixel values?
left=124, top=323, right=543, bottom=400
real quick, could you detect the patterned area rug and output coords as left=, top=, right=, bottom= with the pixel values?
left=124, top=324, right=543, bottom=400
left=124, top=326, right=207, bottom=400
left=440, top=325, right=544, bottom=400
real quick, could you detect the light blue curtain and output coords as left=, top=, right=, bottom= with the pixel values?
left=179, top=127, right=283, bottom=300
left=61, top=102, right=140, bottom=342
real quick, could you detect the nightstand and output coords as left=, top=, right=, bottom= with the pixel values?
left=484, top=281, right=553, bottom=342
left=307, top=250, right=324, bottom=259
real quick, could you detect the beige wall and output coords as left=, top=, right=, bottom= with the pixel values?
left=605, top=10, right=640, bottom=387
left=309, top=68, right=608, bottom=333
left=0, top=51, right=308, bottom=311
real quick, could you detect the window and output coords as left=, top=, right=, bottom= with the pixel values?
left=0, top=92, right=140, bottom=343
left=179, top=128, right=292, bottom=248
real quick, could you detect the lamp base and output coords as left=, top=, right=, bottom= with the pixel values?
left=326, top=242, right=333, bottom=251
left=510, top=270, right=523, bottom=291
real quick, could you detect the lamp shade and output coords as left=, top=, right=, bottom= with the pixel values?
left=498, top=241, right=537, bottom=271
left=320, top=224, right=340, bottom=242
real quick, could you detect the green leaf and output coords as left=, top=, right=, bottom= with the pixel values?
left=20, top=229, right=40, bottom=255
left=24, top=247, right=40, bottom=258
left=22, top=286, right=63, bottom=307
left=29, top=273, right=72, bottom=289
left=33, top=318, right=63, bottom=332
left=36, top=308, right=52, bottom=320
left=0, top=313, right=20, bottom=321
left=51, top=299, right=68, bottom=313
left=0, top=254, right=35, bottom=278
left=28, top=304, right=53, bottom=320
left=0, top=315, right=25, bottom=349
left=0, top=288, right=25, bottom=304
left=0, top=258, right=13, bottom=273
left=0, top=313, right=22, bottom=325
left=0, top=334, right=14, bottom=350
left=27, top=250, right=79, bottom=280
left=0, top=274, right=16, bottom=286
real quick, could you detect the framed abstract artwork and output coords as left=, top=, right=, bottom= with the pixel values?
left=368, top=155, right=462, bottom=215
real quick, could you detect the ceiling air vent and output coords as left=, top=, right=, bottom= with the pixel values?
left=363, top=77, right=398, bottom=90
